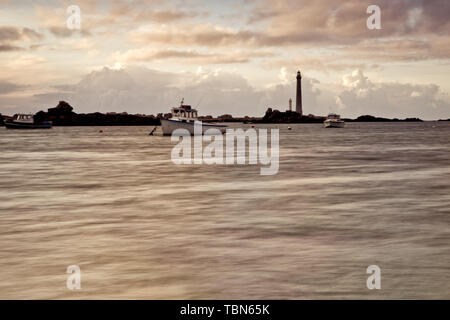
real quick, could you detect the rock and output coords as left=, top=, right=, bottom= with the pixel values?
left=33, top=111, right=47, bottom=123
left=30, top=101, right=160, bottom=126
left=404, top=118, right=423, bottom=122
left=355, top=115, right=388, bottom=122
left=260, top=108, right=323, bottom=123
left=47, top=101, right=74, bottom=115
left=353, top=115, right=423, bottom=122
left=218, top=114, right=233, bottom=121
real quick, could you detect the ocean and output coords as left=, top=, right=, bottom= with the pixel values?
left=0, top=122, right=449, bottom=299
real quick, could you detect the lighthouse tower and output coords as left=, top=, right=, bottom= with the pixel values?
left=288, top=98, right=292, bottom=111
left=296, top=70, right=303, bottom=115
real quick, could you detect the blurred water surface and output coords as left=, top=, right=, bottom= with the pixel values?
left=0, top=122, right=449, bottom=299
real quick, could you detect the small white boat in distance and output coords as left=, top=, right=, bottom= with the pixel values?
left=324, top=113, right=345, bottom=128
left=160, top=99, right=227, bottom=135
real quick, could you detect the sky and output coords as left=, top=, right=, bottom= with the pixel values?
left=0, top=0, right=449, bottom=119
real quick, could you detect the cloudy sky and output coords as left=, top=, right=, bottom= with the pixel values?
left=0, top=0, right=449, bottom=119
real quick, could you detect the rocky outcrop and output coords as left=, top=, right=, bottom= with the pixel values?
left=403, top=118, right=423, bottom=122
left=259, top=108, right=324, bottom=123
left=347, top=115, right=423, bottom=122
left=258, top=108, right=424, bottom=123
left=0, top=113, right=4, bottom=126
left=48, top=101, right=74, bottom=115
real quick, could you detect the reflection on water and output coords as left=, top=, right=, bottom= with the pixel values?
left=0, top=122, right=449, bottom=299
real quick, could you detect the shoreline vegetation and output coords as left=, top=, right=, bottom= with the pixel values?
left=0, top=101, right=448, bottom=127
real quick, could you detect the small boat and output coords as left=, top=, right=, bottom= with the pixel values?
left=160, top=99, right=227, bottom=136
left=324, top=113, right=345, bottom=128
left=4, top=114, right=52, bottom=129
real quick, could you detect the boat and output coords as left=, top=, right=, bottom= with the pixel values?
left=5, top=114, right=52, bottom=129
left=324, top=113, right=345, bottom=128
left=4, top=114, right=52, bottom=129
left=160, top=99, right=227, bottom=136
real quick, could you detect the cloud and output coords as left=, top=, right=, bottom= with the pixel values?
left=265, top=56, right=372, bottom=73
left=0, top=26, right=43, bottom=52
left=0, top=26, right=43, bottom=42
left=112, top=48, right=274, bottom=64
left=0, top=26, right=44, bottom=52
left=134, top=9, right=200, bottom=23
left=342, top=37, right=450, bottom=62
left=101, top=1, right=200, bottom=24
left=336, top=69, right=450, bottom=119
left=124, top=0, right=450, bottom=64
left=33, top=1, right=201, bottom=42
left=0, top=44, right=24, bottom=51
left=0, top=80, right=26, bottom=94
left=48, top=26, right=91, bottom=38
left=130, top=23, right=261, bottom=48
left=250, top=0, right=450, bottom=40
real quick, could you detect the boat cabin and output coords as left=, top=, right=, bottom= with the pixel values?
left=326, top=113, right=341, bottom=120
left=171, top=99, right=198, bottom=123
left=14, top=114, right=35, bottom=124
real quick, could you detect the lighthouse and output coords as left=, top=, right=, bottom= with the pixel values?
left=296, top=70, right=302, bottom=115
left=288, top=98, right=292, bottom=111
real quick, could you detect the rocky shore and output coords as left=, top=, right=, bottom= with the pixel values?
left=258, top=108, right=423, bottom=123
left=1, top=101, right=264, bottom=126
left=344, top=115, right=423, bottom=122
left=33, top=101, right=160, bottom=126
left=259, top=108, right=324, bottom=123
left=0, top=101, right=436, bottom=126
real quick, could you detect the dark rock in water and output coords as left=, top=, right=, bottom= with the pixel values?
left=0, top=113, right=4, bottom=126
left=353, top=115, right=390, bottom=122
left=35, top=101, right=77, bottom=125
left=48, top=101, right=74, bottom=115
left=33, top=111, right=48, bottom=123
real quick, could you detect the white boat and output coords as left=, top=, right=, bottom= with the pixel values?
left=324, top=113, right=345, bottom=128
left=160, top=99, right=227, bottom=135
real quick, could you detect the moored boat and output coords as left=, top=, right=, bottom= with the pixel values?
left=324, top=113, right=345, bottom=128
left=4, top=114, right=52, bottom=129
left=160, top=99, right=227, bottom=135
